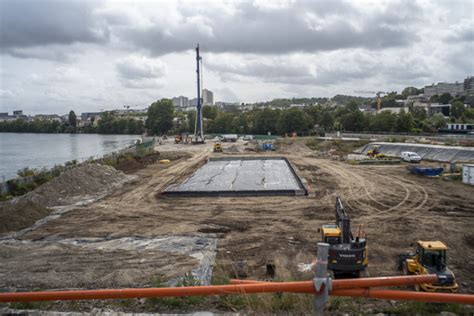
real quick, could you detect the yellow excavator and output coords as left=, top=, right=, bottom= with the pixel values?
left=367, top=145, right=385, bottom=159
left=398, top=241, right=458, bottom=292
left=213, top=142, right=223, bottom=153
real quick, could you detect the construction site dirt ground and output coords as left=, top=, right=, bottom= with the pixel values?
left=1, top=139, right=473, bottom=312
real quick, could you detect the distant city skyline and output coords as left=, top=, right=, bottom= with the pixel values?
left=1, top=0, right=473, bottom=115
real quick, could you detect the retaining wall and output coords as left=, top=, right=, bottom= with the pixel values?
left=356, top=142, right=474, bottom=163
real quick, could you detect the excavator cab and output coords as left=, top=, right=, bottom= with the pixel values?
left=399, top=241, right=458, bottom=292
left=320, top=224, right=341, bottom=245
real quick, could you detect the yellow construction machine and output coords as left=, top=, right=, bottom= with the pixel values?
left=213, top=143, right=223, bottom=153
left=398, top=241, right=458, bottom=292
left=367, top=145, right=385, bottom=159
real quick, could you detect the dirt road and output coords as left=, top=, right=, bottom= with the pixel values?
left=1, top=139, right=473, bottom=307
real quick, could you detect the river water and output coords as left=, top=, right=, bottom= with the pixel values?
left=0, top=133, right=139, bottom=181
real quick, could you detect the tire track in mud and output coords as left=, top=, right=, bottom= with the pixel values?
left=304, top=158, right=431, bottom=222
left=311, top=159, right=383, bottom=215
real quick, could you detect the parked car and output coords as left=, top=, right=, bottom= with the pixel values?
left=401, top=151, right=421, bottom=163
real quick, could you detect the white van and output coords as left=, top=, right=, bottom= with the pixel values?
left=401, top=151, right=421, bottom=163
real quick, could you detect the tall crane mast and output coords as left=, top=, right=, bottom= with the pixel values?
left=192, top=44, right=204, bottom=144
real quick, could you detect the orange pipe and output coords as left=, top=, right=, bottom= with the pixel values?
left=230, top=275, right=440, bottom=290
left=0, top=275, right=441, bottom=303
left=333, top=288, right=474, bottom=305
left=0, top=283, right=314, bottom=302
left=230, top=279, right=474, bottom=305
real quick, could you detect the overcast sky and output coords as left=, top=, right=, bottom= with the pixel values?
left=1, top=0, right=473, bottom=115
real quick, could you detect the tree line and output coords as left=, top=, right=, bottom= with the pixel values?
left=0, top=110, right=145, bottom=134
left=2, top=95, right=473, bottom=135
left=160, top=100, right=473, bottom=136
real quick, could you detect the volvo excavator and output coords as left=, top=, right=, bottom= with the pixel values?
left=318, top=197, right=368, bottom=278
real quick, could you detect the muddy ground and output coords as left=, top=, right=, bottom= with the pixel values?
left=1, top=139, right=473, bottom=313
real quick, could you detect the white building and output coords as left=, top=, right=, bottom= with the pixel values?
left=424, top=82, right=464, bottom=98
left=202, top=89, right=214, bottom=105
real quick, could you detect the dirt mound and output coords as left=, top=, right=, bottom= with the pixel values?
left=0, top=164, right=131, bottom=234
left=224, top=144, right=243, bottom=153
left=277, top=139, right=311, bottom=155
left=116, top=151, right=192, bottom=174
left=0, top=200, right=50, bottom=235
left=22, top=163, right=130, bottom=207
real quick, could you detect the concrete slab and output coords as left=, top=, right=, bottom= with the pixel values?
left=164, top=157, right=307, bottom=196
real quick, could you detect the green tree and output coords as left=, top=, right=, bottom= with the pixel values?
left=371, top=110, right=397, bottom=132
left=402, top=87, right=421, bottom=96
left=212, top=112, right=237, bottom=133
left=68, top=110, right=77, bottom=128
left=465, top=108, right=474, bottom=121
left=253, top=108, right=280, bottom=135
left=202, top=105, right=218, bottom=120
left=277, top=108, right=310, bottom=134
left=319, top=110, right=334, bottom=131
left=341, top=110, right=365, bottom=132
left=429, top=113, right=447, bottom=129
left=396, top=109, right=414, bottom=132
left=429, top=94, right=439, bottom=103
left=146, top=99, right=174, bottom=135
left=450, top=101, right=465, bottom=119
left=187, top=110, right=196, bottom=133
left=439, top=93, right=452, bottom=105
left=410, top=106, right=427, bottom=121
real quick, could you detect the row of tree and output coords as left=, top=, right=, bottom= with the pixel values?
left=0, top=110, right=145, bottom=134
left=144, top=98, right=474, bottom=136
left=2, top=97, right=473, bottom=136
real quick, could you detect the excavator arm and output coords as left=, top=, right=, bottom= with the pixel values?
left=335, top=197, right=353, bottom=243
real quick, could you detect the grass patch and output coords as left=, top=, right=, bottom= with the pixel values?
left=9, top=301, right=47, bottom=310
left=381, top=301, right=473, bottom=314
left=145, top=274, right=207, bottom=310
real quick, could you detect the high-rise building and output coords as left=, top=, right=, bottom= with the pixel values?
left=189, top=98, right=198, bottom=107
left=171, top=96, right=189, bottom=108
left=202, top=89, right=214, bottom=105
left=464, top=76, right=474, bottom=96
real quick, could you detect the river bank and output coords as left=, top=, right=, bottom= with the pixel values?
left=0, top=133, right=139, bottom=180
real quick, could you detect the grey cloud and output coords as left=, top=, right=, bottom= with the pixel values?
left=115, top=55, right=167, bottom=89
left=205, top=50, right=433, bottom=87
left=111, top=1, right=421, bottom=56
left=5, top=46, right=72, bottom=62
left=0, top=0, right=108, bottom=51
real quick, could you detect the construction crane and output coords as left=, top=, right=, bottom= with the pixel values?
left=354, top=90, right=390, bottom=111
left=192, top=44, right=205, bottom=144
